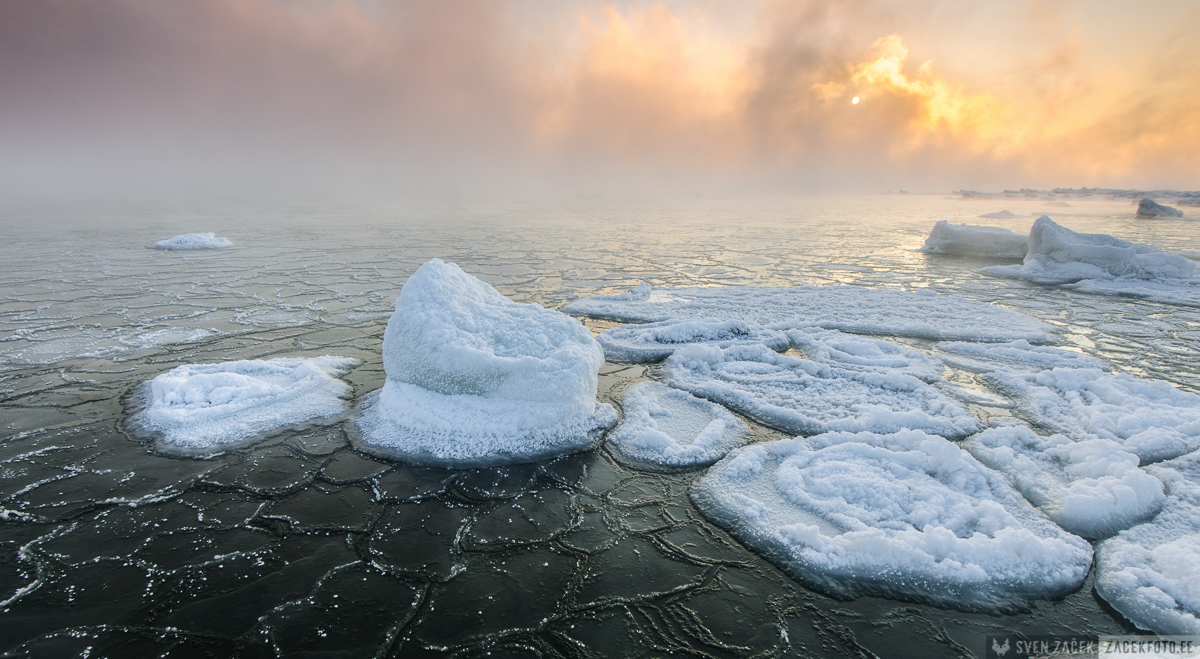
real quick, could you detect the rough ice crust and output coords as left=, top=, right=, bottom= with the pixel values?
left=964, top=425, right=1164, bottom=538
left=1095, top=453, right=1200, bottom=634
left=595, top=319, right=790, bottom=363
left=356, top=259, right=616, bottom=467
left=937, top=339, right=1106, bottom=373
left=132, top=356, right=359, bottom=449
left=154, top=232, right=232, bottom=250
left=786, top=327, right=943, bottom=383
left=666, top=344, right=982, bottom=440
left=692, top=430, right=1093, bottom=612
left=564, top=284, right=1054, bottom=343
left=919, top=221, right=1028, bottom=259
left=607, top=381, right=751, bottom=471
left=1137, top=198, right=1185, bottom=219
left=986, top=367, right=1200, bottom=464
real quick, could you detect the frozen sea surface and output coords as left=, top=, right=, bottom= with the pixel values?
left=2, top=195, right=1198, bottom=656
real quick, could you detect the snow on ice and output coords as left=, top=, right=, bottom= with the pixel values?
left=153, top=232, right=232, bottom=250
left=595, top=319, right=789, bottom=363
left=606, top=381, right=750, bottom=470
left=786, top=327, right=943, bottom=383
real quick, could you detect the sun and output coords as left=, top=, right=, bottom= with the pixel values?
left=852, top=96, right=860, bottom=105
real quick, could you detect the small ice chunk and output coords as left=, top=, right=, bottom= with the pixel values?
left=356, top=259, right=616, bottom=467
left=786, top=327, right=943, bottom=382
left=979, top=210, right=1022, bottom=219
left=607, top=381, right=750, bottom=471
left=132, top=356, right=359, bottom=449
left=154, top=232, right=232, bottom=250
left=692, top=429, right=1093, bottom=612
left=986, top=368, right=1200, bottom=463
left=964, top=425, right=1164, bottom=538
left=666, top=344, right=982, bottom=439
left=596, top=319, right=789, bottom=363
left=920, top=221, right=1028, bottom=259
left=1137, top=198, right=1185, bottom=219
left=938, top=339, right=1105, bottom=372
left=1095, top=452, right=1200, bottom=634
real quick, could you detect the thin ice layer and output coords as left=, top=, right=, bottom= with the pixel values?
left=692, top=430, right=1093, bottom=612
left=986, top=368, right=1200, bottom=463
left=666, top=344, right=981, bottom=439
left=965, top=425, right=1164, bottom=538
left=596, top=319, right=789, bottom=363
left=564, top=284, right=1053, bottom=343
left=1095, top=452, right=1200, bottom=634
left=154, top=232, right=232, bottom=250
left=356, top=259, right=616, bottom=467
left=938, top=339, right=1105, bottom=373
left=132, top=355, right=359, bottom=449
left=786, top=327, right=943, bottom=382
left=919, top=221, right=1028, bottom=259
left=607, top=381, right=750, bottom=470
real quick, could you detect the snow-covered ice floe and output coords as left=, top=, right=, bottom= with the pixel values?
left=979, top=210, right=1022, bottom=219
left=786, top=327, right=943, bottom=382
left=692, top=430, right=1093, bottom=612
left=919, top=221, right=1028, bottom=259
left=595, top=319, right=789, bottom=363
left=607, top=381, right=750, bottom=471
left=1137, top=198, right=1185, bottom=219
left=964, top=425, right=1164, bottom=538
left=986, top=368, right=1200, bottom=464
left=938, top=339, right=1105, bottom=373
left=1095, top=452, right=1200, bottom=634
left=355, top=259, right=616, bottom=468
left=131, top=355, right=359, bottom=451
left=666, top=344, right=982, bottom=439
left=565, top=284, right=1054, bottom=343
left=154, top=232, right=232, bottom=250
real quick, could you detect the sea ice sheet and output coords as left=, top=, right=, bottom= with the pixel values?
left=937, top=339, right=1106, bottom=373
left=666, top=344, right=982, bottom=439
left=356, top=259, right=616, bottom=467
left=606, top=381, right=750, bottom=471
left=692, top=429, right=1093, bottom=612
left=920, top=221, right=1028, bottom=259
left=595, top=319, right=789, bottom=363
left=154, top=232, right=232, bottom=250
left=786, top=327, right=943, bottom=382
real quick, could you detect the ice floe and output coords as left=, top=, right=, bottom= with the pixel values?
left=606, top=381, right=750, bottom=471
left=1137, top=198, right=1185, bottom=219
left=154, top=232, right=232, bottom=250
left=666, top=344, right=982, bottom=439
left=356, top=259, right=616, bottom=468
left=692, top=429, right=1093, bottom=611
left=1095, top=452, right=1200, bottom=634
left=786, top=327, right=943, bottom=382
left=979, top=210, right=1022, bottom=219
left=919, top=221, right=1028, bottom=259
left=938, top=339, right=1105, bottom=373
left=595, top=319, right=789, bottom=363
left=131, top=355, right=359, bottom=450
left=964, top=425, right=1164, bottom=538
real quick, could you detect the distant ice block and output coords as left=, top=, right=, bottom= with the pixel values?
left=786, top=327, right=943, bottom=382
left=1137, top=198, right=1185, bottom=219
left=607, top=381, right=750, bottom=471
left=565, top=285, right=1054, bottom=343
left=986, top=367, right=1200, bottom=463
left=666, top=344, right=982, bottom=439
left=132, top=356, right=359, bottom=450
left=154, top=232, right=232, bottom=250
left=1095, top=452, right=1200, bottom=634
left=938, top=339, right=1105, bottom=373
left=919, top=221, right=1028, bottom=259
left=692, top=430, right=1093, bottom=612
left=965, top=425, right=1164, bottom=538
left=979, top=210, right=1022, bottom=219
left=356, top=259, right=616, bottom=467
left=596, top=319, right=789, bottom=363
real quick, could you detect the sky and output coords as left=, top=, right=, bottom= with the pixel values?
left=0, top=0, right=1197, bottom=203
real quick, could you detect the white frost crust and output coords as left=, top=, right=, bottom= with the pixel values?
left=357, top=259, right=615, bottom=467
left=665, top=344, right=982, bottom=440
left=964, top=425, right=1164, bottom=538
left=938, top=339, right=1106, bottom=373
left=596, top=319, right=789, bottom=363
left=692, top=429, right=1093, bottom=612
left=154, top=232, right=232, bottom=250
left=564, top=284, right=1054, bottom=343
left=986, top=367, right=1200, bottom=464
left=133, top=356, right=359, bottom=449
left=1096, top=452, right=1200, bottom=635
left=786, top=327, right=943, bottom=383
left=607, top=381, right=750, bottom=470
left=919, top=221, right=1028, bottom=259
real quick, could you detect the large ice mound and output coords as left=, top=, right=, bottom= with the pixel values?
left=356, top=259, right=616, bottom=467
left=132, top=356, right=359, bottom=449
left=1137, top=198, right=1185, bottom=219
left=920, top=221, right=1028, bottom=259
left=565, top=285, right=1053, bottom=343
left=666, top=344, right=982, bottom=439
left=964, top=425, right=1164, bottom=538
left=595, top=319, right=789, bottom=363
left=786, top=327, right=943, bottom=382
left=154, top=232, right=232, bottom=250
left=692, top=430, right=1093, bottom=612
left=607, top=381, right=750, bottom=470
left=1095, top=452, right=1200, bottom=634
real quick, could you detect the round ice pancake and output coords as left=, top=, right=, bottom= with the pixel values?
left=607, top=381, right=750, bottom=471
left=596, top=319, right=789, bottom=363
left=153, top=232, right=232, bottom=250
